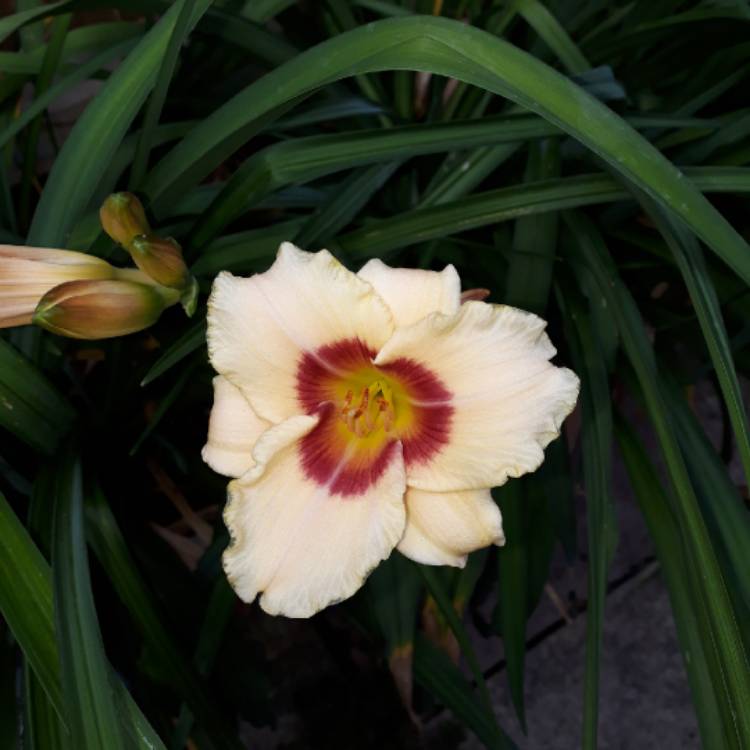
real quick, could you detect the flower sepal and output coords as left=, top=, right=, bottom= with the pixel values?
left=179, top=275, right=199, bottom=317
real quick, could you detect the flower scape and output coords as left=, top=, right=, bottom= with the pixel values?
left=203, top=243, right=580, bottom=618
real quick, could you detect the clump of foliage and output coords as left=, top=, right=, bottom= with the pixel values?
left=1, top=1, right=749, bottom=749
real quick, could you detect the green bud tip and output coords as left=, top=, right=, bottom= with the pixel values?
left=99, top=192, right=151, bottom=249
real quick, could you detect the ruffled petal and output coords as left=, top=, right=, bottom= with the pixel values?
left=375, top=301, right=579, bottom=491
left=202, top=376, right=270, bottom=478
left=207, top=243, right=394, bottom=423
left=223, top=412, right=407, bottom=618
left=397, top=487, right=504, bottom=567
left=358, top=258, right=461, bottom=328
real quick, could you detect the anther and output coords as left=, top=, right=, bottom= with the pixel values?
left=342, top=389, right=353, bottom=411
left=339, top=380, right=395, bottom=436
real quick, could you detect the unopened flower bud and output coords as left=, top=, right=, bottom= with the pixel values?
left=32, top=279, right=178, bottom=340
left=0, top=244, right=116, bottom=328
left=99, top=192, right=151, bottom=249
left=130, top=234, right=190, bottom=290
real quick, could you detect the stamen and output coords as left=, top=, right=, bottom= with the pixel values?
left=357, top=387, right=369, bottom=415
left=342, top=389, right=353, bottom=410
left=339, top=379, right=396, bottom=437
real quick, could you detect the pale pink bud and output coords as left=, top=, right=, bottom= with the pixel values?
left=32, top=279, right=177, bottom=340
left=0, top=245, right=115, bottom=327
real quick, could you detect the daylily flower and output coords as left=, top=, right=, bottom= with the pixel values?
left=203, top=243, right=579, bottom=618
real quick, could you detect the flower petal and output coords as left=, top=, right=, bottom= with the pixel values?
left=202, top=376, right=270, bottom=478
left=207, top=243, right=394, bottom=423
left=0, top=294, right=40, bottom=327
left=0, top=245, right=113, bottom=283
left=397, top=487, right=504, bottom=567
left=358, top=258, right=461, bottom=328
left=375, top=301, right=579, bottom=491
left=223, top=412, right=407, bottom=617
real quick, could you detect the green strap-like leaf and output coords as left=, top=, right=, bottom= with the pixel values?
left=504, top=138, right=560, bottom=314
left=171, top=576, right=236, bottom=749
left=187, top=113, right=562, bottom=250
left=0, top=337, right=73, bottom=453
left=130, top=362, right=196, bottom=455
left=142, top=17, right=750, bottom=285
left=367, top=552, right=422, bottom=656
left=661, top=377, right=750, bottom=613
left=140, top=316, right=206, bottom=386
left=0, top=40, right=138, bottom=153
left=559, top=286, right=617, bottom=750
left=335, top=168, right=750, bottom=260
left=294, top=162, right=400, bottom=249
left=27, top=0, right=212, bottom=247
left=129, top=0, right=206, bottom=189
left=0, top=489, right=64, bottom=719
left=52, top=456, right=127, bottom=750
left=512, top=0, right=591, bottom=74
left=494, top=482, right=529, bottom=732
left=191, top=220, right=305, bottom=277
left=418, top=565, right=497, bottom=722
left=636, top=193, right=750, bottom=493
left=18, top=14, right=72, bottom=232
left=0, top=625, right=17, bottom=750
left=616, top=417, right=726, bottom=749
left=23, top=662, right=70, bottom=750
left=0, top=1, right=70, bottom=44
left=0, top=480, right=167, bottom=749
left=0, top=21, right=141, bottom=75
left=187, top=112, right=717, bottom=250
left=493, top=138, right=563, bottom=732
left=85, top=486, right=244, bottom=750
left=413, top=635, right=516, bottom=750
left=564, top=210, right=750, bottom=747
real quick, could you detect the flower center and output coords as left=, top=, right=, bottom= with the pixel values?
left=296, top=338, right=454, bottom=496
left=340, top=378, right=396, bottom=438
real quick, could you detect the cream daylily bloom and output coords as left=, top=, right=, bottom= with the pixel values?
left=0, top=245, right=114, bottom=327
left=204, top=243, right=579, bottom=618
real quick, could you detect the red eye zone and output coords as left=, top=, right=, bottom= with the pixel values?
left=295, top=337, right=453, bottom=497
